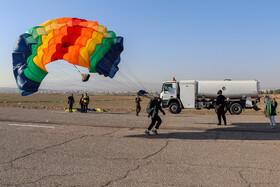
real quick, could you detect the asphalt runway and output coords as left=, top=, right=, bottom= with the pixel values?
left=0, top=108, right=280, bottom=186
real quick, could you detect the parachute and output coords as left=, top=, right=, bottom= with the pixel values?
left=12, top=17, right=124, bottom=96
left=137, top=90, right=148, bottom=97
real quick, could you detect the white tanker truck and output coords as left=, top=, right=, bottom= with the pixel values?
left=160, top=79, right=260, bottom=115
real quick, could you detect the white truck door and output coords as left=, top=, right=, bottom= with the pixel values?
left=161, top=82, right=177, bottom=101
left=179, top=81, right=196, bottom=108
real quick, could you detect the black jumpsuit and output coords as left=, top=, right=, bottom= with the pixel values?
left=148, top=99, right=165, bottom=130
left=216, top=95, right=227, bottom=125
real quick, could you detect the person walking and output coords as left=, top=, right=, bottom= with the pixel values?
left=216, top=90, right=227, bottom=125
left=265, top=96, right=277, bottom=129
left=67, top=93, right=75, bottom=112
left=83, top=93, right=90, bottom=113
left=135, top=94, right=142, bottom=116
left=145, top=93, right=165, bottom=135
left=80, top=94, right=84, bottom=113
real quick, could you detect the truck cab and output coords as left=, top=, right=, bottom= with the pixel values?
left=161, top=81, right=177, bottom=101
left=160, top=81, right=181, bottom=113
left=160, top=80, right=197, bottom=114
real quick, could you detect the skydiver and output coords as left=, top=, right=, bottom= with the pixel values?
left=145, top=93, right=166, bottom=135
left=264, top=95, right=277, bottom=129
left=83, top=93, right=90, bottom=113
left=135, top=94, right=142, bottom=116
left=80, top=94, right=84, bottom=113
left=68, top=93, right=75, bottom=113
left=216, top=90, right=227, bottom=125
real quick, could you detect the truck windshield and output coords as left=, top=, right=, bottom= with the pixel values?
left=163, top=84, right=173, bottom=92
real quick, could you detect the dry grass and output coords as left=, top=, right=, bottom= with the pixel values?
left=0, top=93, right=150, bottom=113
left=0, top=93, right=277, bottom=115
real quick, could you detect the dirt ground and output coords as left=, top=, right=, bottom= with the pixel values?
left=0, top=106, right=280, bottom=186
left=0, top=93, right=274, bottom=115
left=0, top=93, right=280, bottom=186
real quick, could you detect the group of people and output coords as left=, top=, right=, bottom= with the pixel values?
left=70, top=90, right=278, bottom=135
left=67, top=93, right=90, bottom=113
left=215, top=90, right=278, bottom=129
left=135, top=89, right=278, bottom=135
left=135, top=91, right=226, bottom=135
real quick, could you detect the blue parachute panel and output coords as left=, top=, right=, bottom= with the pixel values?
left=12, top=34, right=39, bottom=96
left=95, top=37, right=123, bottom=78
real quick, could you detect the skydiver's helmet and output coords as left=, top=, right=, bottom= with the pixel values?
left=153, top=93, right=159, bottom=98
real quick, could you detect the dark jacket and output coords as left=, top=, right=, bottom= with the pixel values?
left=265, top=100, right=278, bottom=117
left=80, top=96, right=84, bottom=105
left=216, top=95, right=226, bottom=110
left=149, top=99, right=165, bottom=117
left=271, top=101, right=278, bottom=116
left=68, top=96, right=74, bottom=104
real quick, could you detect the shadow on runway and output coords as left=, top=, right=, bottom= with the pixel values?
left=125, top=123, right=280, bottom=141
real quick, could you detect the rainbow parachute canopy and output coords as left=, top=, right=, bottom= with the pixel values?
left=13, top=17, right=124, bottom=96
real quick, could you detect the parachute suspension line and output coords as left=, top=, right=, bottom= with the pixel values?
left=45, top=61, right=82, bottom=80
left=46, top=67, right=79, bottom=81
left=117, top=72, right=140, bottom=90
left=46, top=70, right=75, bottom=81
left=110, top=78, right=131, bottom=91
left=113, top=72, right=141, bottom=91
left=99, top=51, right=142, bottom=91
left=120, top=58, right=147, bottom=90
left=116, top=67, right=145, bottom=91
left=115, top=73, right=138, bottom=90
left=41, top=74, right=79, bottom=89
left=118, top=67, right=144, bottom=90
left=72, top=64, right=90, bottom=82
left=42, top=56, right=140, bottom=93
left=73, top=64, right=82, bottom=74
left=41, top=61, right=91, bottom=91
left=94, top=50, right=138, bottom=91
left=112, top=69, right=139, bottom=90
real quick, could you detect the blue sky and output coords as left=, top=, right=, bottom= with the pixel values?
left=0, top=0, right=279, bottom=91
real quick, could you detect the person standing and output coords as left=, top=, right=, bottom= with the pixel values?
left=80, top=94, right=84, bottom=113
left=265, top=96, right=277, bottom=129
left=145, top=94, right=165, bottom=135
left=67, top=94, right=75, bottom=113
left=216, top=90, right=227, bottom=125
left=135, top=94, right=142, bottom=116
left=83, top=93, right=90, bottom=113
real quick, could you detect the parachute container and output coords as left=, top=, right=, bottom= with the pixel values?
left=81, top=74, right=90, bottom=82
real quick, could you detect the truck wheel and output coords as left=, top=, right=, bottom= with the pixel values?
left=229, top=103, right=242, bottom=115
left=169, top=102, right=181, bottom=114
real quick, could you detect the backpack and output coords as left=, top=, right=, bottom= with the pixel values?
left=146, top=101, right=154, bottom=115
